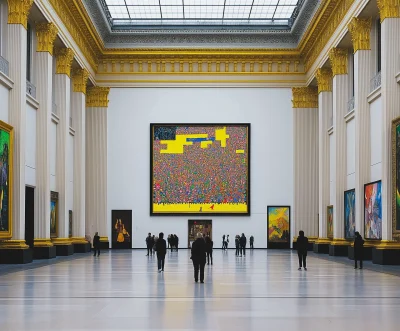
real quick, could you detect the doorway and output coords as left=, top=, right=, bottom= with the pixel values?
left=188, top=219, right=212, bottom=248
left=25, top=186, right=34, bottom=249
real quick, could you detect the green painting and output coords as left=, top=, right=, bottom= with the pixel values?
left=0, top=121, right=12, bottom=239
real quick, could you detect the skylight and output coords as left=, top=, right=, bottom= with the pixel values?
left=101, top=0, right=303, bottom=28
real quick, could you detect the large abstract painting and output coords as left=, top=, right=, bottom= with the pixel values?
left=50, top=191, right=58, bottom=238
left=112, top=210, right=132, bottom=249
left=0, top=121, right=13, bottom=239
left=151, top=124, right=250, bottom=215
left=364, top=181, right=382, bottom=240
left=344, top=189, right=356, bottom=239
left=392, top=117, right=400, bottom=241
left=327, top=205, right=333, bottom=239
left=267, top=206, right=290, bottom=248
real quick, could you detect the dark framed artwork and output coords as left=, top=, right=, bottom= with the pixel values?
left=69, top=210, right=72, bottom=238
left=50, top=191, right=58, bottom=238
left=188, top=219, right=212, bottom=248
left=392, top=117, right=400, bottom=241
left=112, top=210, right=132, bottom=249
left=364, top=180, right=382, bottom=240
left=267, top=206, right=290, bottom=249
left=344, top=189, right=356, bottom=239
left=150, top=124, right=250, bottom=216
left=327, top=205, right=333, bottom=239
left=0, top=121, right=13, bottom=240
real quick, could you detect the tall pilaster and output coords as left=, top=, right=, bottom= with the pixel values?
left=292, top=87, right=319, bottom=245
left=53, top=48, right=74, bottom=254
left=86, top=87, right=110, bottom=248
left=329, top=48, right=350, bottom=255
left=33, top=22, right=58, bottom=256
left=348, top=17, right=373, bottom=237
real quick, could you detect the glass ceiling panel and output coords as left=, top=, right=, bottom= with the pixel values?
left=102, top=0, right=302, bottom=27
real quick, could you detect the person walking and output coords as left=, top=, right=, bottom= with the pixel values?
left=93, top=232, right=100, bottom=257
left=226, top=235, right=229, bottom=249
left=240, top=233, right=247, bottom=256
left=235, top=235, right=240, bottom=256
left=191, top=233, right=207, bottom=283
left=250, top=235, right=254, bottom=249
left=222, top=234, right=226, bottom=250
left=146, top=233, right=152, bottom=256
left=175, top=234, right=179, bottom=251
left=354, top=231, right=365, bottom=269
left=155, top=232, right=167, bottom=272
left=205, top=235, right=213, bottom=265
left=296, top=230, right=309, bottom=270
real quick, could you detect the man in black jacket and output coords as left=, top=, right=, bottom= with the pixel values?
left=191, top=233, right=207, bottom=283
left=146, top=233, right=152, bottom=256
left=155, top=232, right=167, bottom=272
left=354, top=231, right=365, bottom=269
left=296, top=230, right=309, bottom=270
left=240, top=233, right=247, bottom=256
left=205, top=235, right=213, bottom=265
left=93, top=232, right=100, bottom=257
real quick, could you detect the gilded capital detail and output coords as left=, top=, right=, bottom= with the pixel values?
left=86, top=87, right=110, bottom=108
left=72, top=69, right=89, bottom=94
left=55, top=48, right=74, bottom=77
left=377, top=0, right=400, bottom=22
left=315, top=68, right=333, bottom=93
left=7, top=0, right=33, bottom=29
left=36, top=22, right=58, bottom=55
left=292, top=87, right=318, bottom=109
left=348, top=17, right=372, bottom=52
left=329, top=48, right=348, bottom=76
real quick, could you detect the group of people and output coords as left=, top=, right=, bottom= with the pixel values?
left=146, top=233, right=180, bottom=256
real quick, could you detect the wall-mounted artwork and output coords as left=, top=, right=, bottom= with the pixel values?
left=344, top=189, right=356, bottom=239
left=364, top=180, right=382, bottom=240
left=50, top=191, right=58, bottom=238
left=150, top=124, right=250, bottom=215
left=69, top=210, right=72, bottom=238
left=392, top=117, right=400, bottom=241
left=267, top=206, right=290, bottom=249
left=0, top=121, right=13, bottom=240
left=327, top=205, right=333, bottom=239
left=112, top=210, right=132, bottom=249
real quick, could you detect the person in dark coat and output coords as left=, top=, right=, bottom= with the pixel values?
left=191, top=233, right=207, bottom=283
left=235, top=235, right=240, bottom=256
left=240, top=233, right=247, bottom=256
left=175, top=234, right=179, bottom=251
left=250, top=235, right=254, bottom=249
left=205, top=236, right=213, bottom=265
left=354, top=231, right=365, bottom=269
left=93, top=232, right=100, bottom=257
left=296, top=230, right=308, bottom=270
left=155, top=232, right=167, bottom=272
left=146, top=233, right=152, bottom=256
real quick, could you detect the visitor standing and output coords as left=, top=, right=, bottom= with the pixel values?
left=226, top=235, right=230, bottom=249
left=155, top=232, right=167, bottom=272
left=167, top=234, right=171, bottom=249
left=175, top=234, right=179, bottom=251
left=222, top=234, right=226, bottom=249
left=93, top=232, right=100, bottom=257
left=235, top=235, right=240, bottom=256
left=296, top=230, right=309, bottom=270
left=250, top=235, right=254, bottom=249
left=205, top=235, right=213, bottom=265
left=240, top=233, right=247, bottom=256
left=354, top=231, right=365, bottom=269
left=146, top=233, right=152, bottom=256
left=191, top=233, right=207, bottom=283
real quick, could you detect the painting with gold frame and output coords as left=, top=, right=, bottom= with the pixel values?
left=392, top=117, right=400, bottom=242
left=327, top=205, right=333, bottom=239
left=50, top=191, right=58, bottom=238
left=0, top=121, right=13, bottom=240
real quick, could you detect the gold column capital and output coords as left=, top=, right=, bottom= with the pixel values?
left=377, top=0, right=400, bottom=22
left=55, top=48, right=74, bottom=77
left=86, top=87, right=110, bottom=107
left=348, top=17, right=372, bottom=52
left=36, top=22, right=58, bottom=55
left=329, top=48, right=348, bottom=76
left=7, top=0, right=33, bottom=29
left=72, top=68, right=89, bottom=94
left=292, top=87, right=318, bottom=108
left=315, top=68, right=333, bottom=93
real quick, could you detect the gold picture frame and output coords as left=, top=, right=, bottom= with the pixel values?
left=50, top=191, right=58, bottom=238
left=0, top=121, right=13, bottom=240
left=392, top=117, right=400, bottom=242
left=327, top=205, right=334, bottom=239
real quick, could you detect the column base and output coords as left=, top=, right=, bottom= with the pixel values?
left=33, top=239, right=56, bottom=259
left=329, top=239, right=351, bottom=256
left=52, top=238, right=74, bottom=256
left=0, top=248, right=33, bottom=264
left=314, top=243, right=330, bottom=254
left=100, top=237, right=109, bottom=249
left=372, top=243, right=400, bottom=265
left=74, top=242, right=91, bottom=253
left=348, top=246, right=373, bottom=260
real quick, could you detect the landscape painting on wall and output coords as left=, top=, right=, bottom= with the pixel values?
left=364, top=181, right=382, bottom=240
left=50, top=191, right=58, bottom=238
left=327, top=205, right=333, bottom=239
left=392, top=117, right=400, bottom=241
left=267, top=206, right=290, bottom=249
left=344, top=189, right=356, bottom=239
left=0, top=121, right=12, bottom=240
left=150, top=124, right=250, bottom=215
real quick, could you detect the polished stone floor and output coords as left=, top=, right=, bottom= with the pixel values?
left=1, top=250, right=400, bottom=330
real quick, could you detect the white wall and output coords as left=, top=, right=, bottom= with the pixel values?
left=346, top=118, right=355, bottom=189
left=50, top=121, right=57, bottom=191
left=370, top=96, right=382, bottom=182
left=329, top=132, right=335, bottom=204
left=25, top=103, right=36, bottom=186
left=0, top=84, right=8, bottom=122
left=108, top=88, right=294, bottom=248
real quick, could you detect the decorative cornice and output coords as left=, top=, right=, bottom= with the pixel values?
left=0, top=240, right=30, bottom=249
left=33, top=239, right=54, bottom=247
left=72, top=68, right=89, bottom=94
left=348, top=17, right=372, bottom=52
left=71, top=237, right=89, bottom=244
left=377, top=0, right=400, bottom=22
left=329, top=48, right=348, bottom=76
left=86, top=87, right=110, bottom=107
left=36, top=22, right=58, bottom=55
left=315, top=68, right=333, bottom=93
left=52, top=238, right=73, bottom=245
left=292, top=87, right=318, bottom=108
left=7, top=0, right=34, bottom=29
left=55, top=48, right=75, bottom=77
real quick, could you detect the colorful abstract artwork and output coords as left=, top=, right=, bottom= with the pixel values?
left=267, top=206, right=290, bottom=244
left=344, top=189, right=356, bottom=239
left=327, top=205, right=333, bottom=239
left=0, top=121, right=12, bottom=239
left=392, top=118, right=400, bottom=241
left=112, top=210, right=132, bottom=249
left=151, top=124, right=250, bottom=215
left=364, top=181, right=382, bottom=240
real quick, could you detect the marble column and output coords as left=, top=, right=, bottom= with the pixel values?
left=292, top=87, right=319, bottom=247
left=86, top=87, right=110, bottom=248
left=32, top=22, right=58, bottom=258
left=328, top=48, right=350, bottom=255
left=71, top=69, right=90, bottom=252
left=0, top=0, right=33, bottom=264
left=52, top=48, right=74, bottom=255
left=314, top=68, right=333, bottom=253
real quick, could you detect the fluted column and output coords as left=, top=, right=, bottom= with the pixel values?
left=53, top=48, right=74, bottom=245
left=348, top=17, right=373, bottom=237
left=316, top=68, right=333, bottom=240
left=33, top=22, right=58, bottom=249
left=329, top=48, right=350, bottom=244
left=86, top=87, right=110, bottom=247
left=71, top=69, right=89, bottom=244
left=292, top=87, right=319, bottom=241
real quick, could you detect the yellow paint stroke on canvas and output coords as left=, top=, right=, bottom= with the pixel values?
left=268, top=207, right=289, bottom=239
left=153, top=203, right=247, bottom=213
